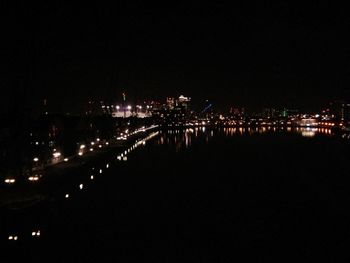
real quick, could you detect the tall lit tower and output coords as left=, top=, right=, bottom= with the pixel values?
left=43, top=98, right=48, bottom=115
left=122, top=92, right=126, bottom=118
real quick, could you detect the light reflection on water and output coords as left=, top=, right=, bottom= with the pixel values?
left=157, top=128, right=216, bottom=151
left=301, top=128, right=317, bottom=137
left=155, top=126, right=340, bottom=154
left=159, top=127, right=335, bottom=147
left=1, top=131, right=161, bottom=245
left=1, top=127, right=348, bottom=247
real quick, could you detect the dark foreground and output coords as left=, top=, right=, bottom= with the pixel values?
left=1, top=128, right=350, bottom=262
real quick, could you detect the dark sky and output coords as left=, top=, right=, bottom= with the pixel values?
left=1, top=1, right=350, bottom=115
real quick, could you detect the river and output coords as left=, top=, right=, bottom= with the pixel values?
left=1, top=127, right=350, bottom=262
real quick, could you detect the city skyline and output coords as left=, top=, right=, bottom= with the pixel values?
left=2, top=3, right=350, bottom=261
left=1, top=2, right=350, bottom=115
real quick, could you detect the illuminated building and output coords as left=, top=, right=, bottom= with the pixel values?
left=297, top=118, right=318, bottom=127
left=178, top=95, right=191, bottom=110
left=166, top=97, right=175, bottom=109
left=341, top=103, right=350, bottom=124
left=152, top=95, right=192, bottom=126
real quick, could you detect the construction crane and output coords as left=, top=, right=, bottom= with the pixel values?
left=201, top=100, right=213, bottom=114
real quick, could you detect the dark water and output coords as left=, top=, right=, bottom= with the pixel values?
left=1, top=127, right=350, bottom=262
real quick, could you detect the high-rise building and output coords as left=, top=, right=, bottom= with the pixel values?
left=262, top=108, right=277, bottom=118
left=166, top=97, right=175, bottom=109
left=178, top=95, right=191, bottom=110
left=341, top=103, right=350, bottom=124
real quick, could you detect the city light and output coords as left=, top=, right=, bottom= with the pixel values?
left=32, top=231, right=40, bottom=237
left=53, top=152, right=61, bottom=158
left=28, top=175, right=40, bottom=181
left=4, top=178, right=16, bottom=184
left=8, top=235, right=18, bottom=241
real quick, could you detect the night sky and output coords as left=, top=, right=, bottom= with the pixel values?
left=1, top=2, right=350, bottom=115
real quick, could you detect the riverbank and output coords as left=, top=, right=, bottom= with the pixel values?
left=0, top=126, right=159, bottom=209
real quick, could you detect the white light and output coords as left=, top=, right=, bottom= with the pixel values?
left=14, top=236, right=18, bottom=241
left=33, top=157, right=39, bottom=162
left=31, top=230, right=40, bottom=237
left=79, top=184, right=83, bottom=190
left=64, top=158, right=69, bottom=162
left=65, top=194, right=69, bottom=198
left=90, top=148, right=94, bottom=152
left=53, top=152, right=61, bottom=158
left=105, top=142, right=109, bottom=145
left=5, top=178, right=16, bottom=184
left=8, top=236, right=13, bottom=240
left=123, top=156, right=128, bottom=161
left=28, top=176, right=39, bottom=181
left=116, top=105, right=120, bottom=110
left=90, top=175, right=94, bottom=180
left=80, top=144, right=86, bottom=149
left=78, top=151, right=83, bottom=156
left=106, top=164, right=109, bottom=168
left=127, top=105, right=132, bottom=110
left=91, top=142, right=95, bottom=145
left=99, top=145, right=102, bottom=148
left=99, top=169, right=103, bottom=174
left=96, top=138, right=100, bottom=142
